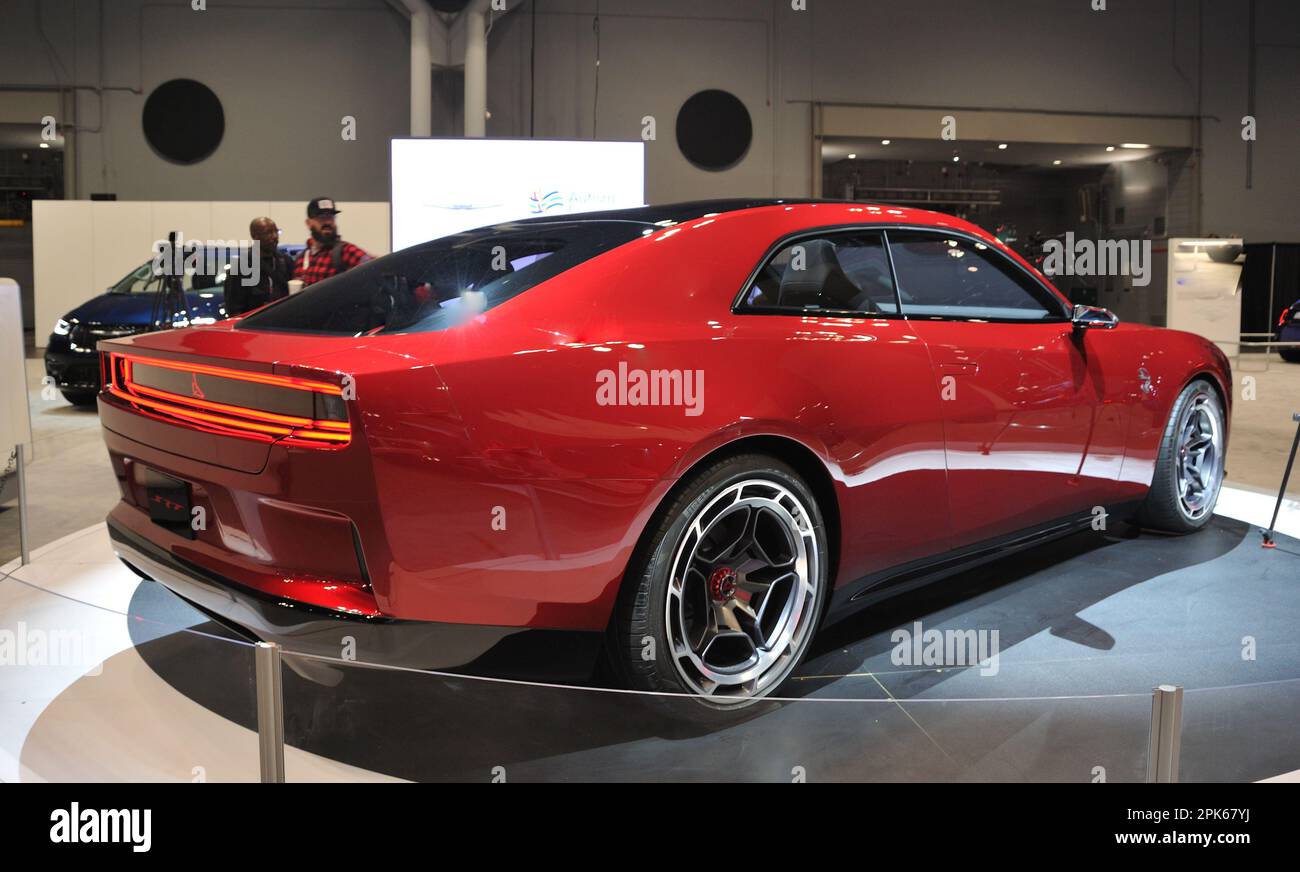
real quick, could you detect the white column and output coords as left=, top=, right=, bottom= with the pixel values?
left=463, top=0, right=489, bottom=138
left=399, top=0, right=433, bottom=137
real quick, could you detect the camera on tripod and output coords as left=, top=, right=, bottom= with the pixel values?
left=150, top=230, right=194, bottom=331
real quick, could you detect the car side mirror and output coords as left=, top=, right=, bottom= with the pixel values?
left=1072, top=304, right=1119, bottom=332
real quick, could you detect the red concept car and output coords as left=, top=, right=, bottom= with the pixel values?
left=99, top=200, right=1231, bottom=705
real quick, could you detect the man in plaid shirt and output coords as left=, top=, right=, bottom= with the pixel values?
left=294, top=197, right=372, bottom=287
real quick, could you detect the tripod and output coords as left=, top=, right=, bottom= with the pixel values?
left=1262, top=412, right=1300, bottom=548
left=150, top=231, right=193, bottom=330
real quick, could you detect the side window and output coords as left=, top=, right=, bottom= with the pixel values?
left=740, top=232, right=898, bottom=315
left=887, top=231, right=1064, bottom=321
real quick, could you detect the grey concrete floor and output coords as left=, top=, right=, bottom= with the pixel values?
left=1221, top=358, right=1300, bottom=498
left=2, top=348, right=1299, bottom=564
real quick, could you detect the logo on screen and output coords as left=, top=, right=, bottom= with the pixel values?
left=528, top=190, right=564, bottom=213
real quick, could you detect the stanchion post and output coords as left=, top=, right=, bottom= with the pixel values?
left=16, top=444, right=29, bottom=566
left=254, top=641, right=285, bottom=783
left=1146, top=684, right=1183, bottom=783
left=1262, top=412, right=1300, bottom=548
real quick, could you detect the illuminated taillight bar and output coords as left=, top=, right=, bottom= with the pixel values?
left=108, top=352, right=351, bottom=448
left=113, top=352, right=344, bottom=394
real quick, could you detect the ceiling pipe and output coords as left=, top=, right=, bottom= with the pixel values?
left=463, top=0, right=491, bottom=138
left=394, top=0, right=433, bottom=136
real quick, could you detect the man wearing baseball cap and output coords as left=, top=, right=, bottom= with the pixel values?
left=294, top=197, right=372, bottom=287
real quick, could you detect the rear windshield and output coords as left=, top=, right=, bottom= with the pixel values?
left=238, top=220, right=650, bottom=335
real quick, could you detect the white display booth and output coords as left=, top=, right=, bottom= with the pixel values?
left=0, top=278, right=34, bottom=561
left=1165, top=239, right=1245, bottom=357
left=1103, top=237, right=1244, bottom=356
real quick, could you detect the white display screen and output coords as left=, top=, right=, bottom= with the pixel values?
left=390, top=139, right=646, bottom=251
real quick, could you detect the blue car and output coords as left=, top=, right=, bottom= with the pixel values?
left=1280, top=297, right=1300, bottom=363
left=44, top=244, right=303, bottom=406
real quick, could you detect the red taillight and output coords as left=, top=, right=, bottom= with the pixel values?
left=107, top=352, right=351, bottom=448
left=1281, top=307, right=1293, bottom=328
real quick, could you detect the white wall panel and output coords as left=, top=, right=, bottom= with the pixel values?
left=267, top=202, right=310, bottom=248
left=90, top=202, right=153, bottom=294
left=342, top=202, right=393, bottom=257
left=33, top=202, right=94, bottom=344
left=209, top=202, right=273, bottom=242
left=149, top=202, right=211, bottom=251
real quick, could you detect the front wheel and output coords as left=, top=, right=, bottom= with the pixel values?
left=1138, top=380, right=1226, bottom=533
left=612, top=454, right=828, bottom=709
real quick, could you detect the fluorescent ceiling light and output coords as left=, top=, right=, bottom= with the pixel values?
left=1120, top=143, right=1150, bottom=149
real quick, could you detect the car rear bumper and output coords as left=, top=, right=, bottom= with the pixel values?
left=107, top=515, right=604, bottom=682
left=44, top=349, right=100, bottom=392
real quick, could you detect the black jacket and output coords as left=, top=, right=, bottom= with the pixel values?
left=224, top=250, right=294, bottom=317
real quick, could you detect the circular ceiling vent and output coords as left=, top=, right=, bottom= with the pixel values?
left=675, top=89, right=752, bottom=171
left=142, top=79, right=225, bottom=164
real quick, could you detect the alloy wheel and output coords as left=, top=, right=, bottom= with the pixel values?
left=664, top=478, right=819, bottom=703
left=1175, top=391, right=1224, bottom=521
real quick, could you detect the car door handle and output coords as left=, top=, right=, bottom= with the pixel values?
left=939, top=362, right=979, bottom=375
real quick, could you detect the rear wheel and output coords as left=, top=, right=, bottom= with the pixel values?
left=613, top=454, right=828, bottom=709
left=1279, top=348, right=1300, bottom=363
left=1137, top=380, right=1226, bottom=533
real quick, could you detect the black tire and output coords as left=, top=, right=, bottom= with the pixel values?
left=62, top=390, right=98, bottom=407
left=1137, top=379, right=1226, bottom=533
left=611, top=453, right=829, bottom=711
left=1279, top=348, right=1300, bottom=364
